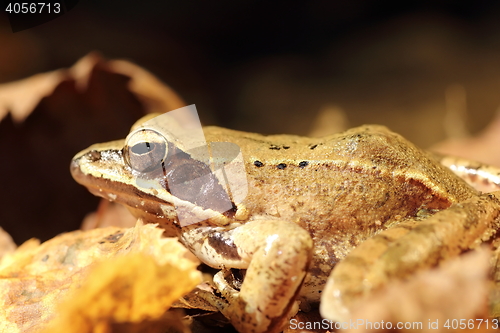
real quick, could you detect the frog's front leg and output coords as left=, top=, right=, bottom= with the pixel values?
left=181, top=220, right=313, bottom=333
left=321, top=191, right=500, bottom=322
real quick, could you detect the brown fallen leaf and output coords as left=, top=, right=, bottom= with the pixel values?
left=0, top=69, right=66, bottom=123
left=0, top=222, right=201, bottom=333
left=0, top=227, right=16, bottom=259
left=0, top=53, right=186, bottom=125
left=0, top=53, right=187, bottom=244
left=107, top=59, right=186, bottom=114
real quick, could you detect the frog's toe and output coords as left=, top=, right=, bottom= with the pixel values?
left=213, top=269, right=241, bottom=303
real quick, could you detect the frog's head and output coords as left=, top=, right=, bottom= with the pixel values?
left=71, top=125, right=242, bottom=235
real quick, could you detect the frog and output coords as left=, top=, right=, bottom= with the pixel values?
left=70, top=113, right=500, bottom=333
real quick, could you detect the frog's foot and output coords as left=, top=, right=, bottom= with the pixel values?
left=189, top=220, right=313, bottom=333
left=195, top=269, right=243, bottom=312
left=320, top=191, right=500, bottom=322
left=436, top=154, right=500, bottom=192
left=211, top=269, right=242, bottom=302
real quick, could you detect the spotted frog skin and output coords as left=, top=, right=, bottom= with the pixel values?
left=71, top=118, right=500, bottom=333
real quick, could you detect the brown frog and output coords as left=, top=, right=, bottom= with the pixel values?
left=71, top=114, right=500, bottom=333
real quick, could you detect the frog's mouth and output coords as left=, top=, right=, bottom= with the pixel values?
left=71, top=144, right=237, bottom=227
left=70, top=158, right=179, bottom=224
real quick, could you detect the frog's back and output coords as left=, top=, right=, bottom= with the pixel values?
left=205, top=124, right=476, bottom=239
left=204, top=124, right=476, bottom=204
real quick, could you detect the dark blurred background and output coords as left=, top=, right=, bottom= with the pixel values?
left=2, top=0, right=500, bottom=243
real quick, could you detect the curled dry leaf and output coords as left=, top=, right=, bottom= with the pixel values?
left=0, top=52, right=186, bottom=124
left=0, top=53, right=187, bottom=245
left=0, top=227, right=16, bottom=259
left=325, top=248, right=495, bottom=333
left=0, top=222, right=201, bottom=333
left=107, top=59, right=186, bottom=114
left=0, top=69, right=66, bottom=123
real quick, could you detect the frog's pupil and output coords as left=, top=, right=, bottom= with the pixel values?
left=132, top=142, right=153, bottom=155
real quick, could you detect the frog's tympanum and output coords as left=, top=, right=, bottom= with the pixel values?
left=71, top=113, right=500, bottom=333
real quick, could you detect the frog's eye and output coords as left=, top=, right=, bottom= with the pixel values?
left=123, top=129, right=168, bottom=173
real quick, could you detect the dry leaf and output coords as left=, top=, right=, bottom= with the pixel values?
left=0, top=222, right=201, bottom=333
left=0, top=53, right=185, bottom=124
left=0, top=53, right=186, bottom=244
left=107, top=59, right=186, bottom=114
left=0, top=227, right=16, bottom=259
left=40, top=253, right=196, bottom=333
left=0, top=70, right=66, bottom=123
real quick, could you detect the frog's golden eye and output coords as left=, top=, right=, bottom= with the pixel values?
left=123, top=129, right=168, bottom=173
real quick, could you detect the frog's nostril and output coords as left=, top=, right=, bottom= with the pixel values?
left=88, top=150, right=102, bottom=162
